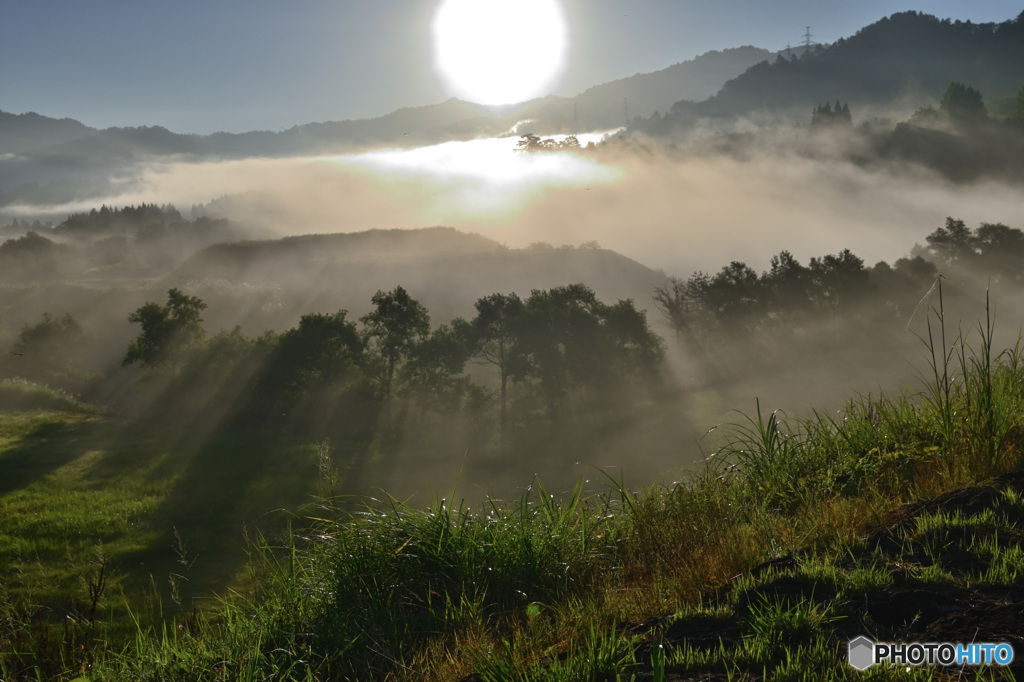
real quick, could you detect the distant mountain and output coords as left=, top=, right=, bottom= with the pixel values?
left=9, top=100, right=514, bottom=164
left=0, top=111, right=95, bottom=155
left=0, top=45, right=774, bottom=211
left=639, top=10, right=1024, bottom=133
left=0, top=48, right=771, bottom=166
left=563, top=47, right=773, bottom=129
left=472, top=47, right=773, bottom=133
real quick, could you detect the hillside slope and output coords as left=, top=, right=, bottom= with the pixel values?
left=642, top=10, right=1024, bottom=132
left=168, top=227, right=670, bottom=331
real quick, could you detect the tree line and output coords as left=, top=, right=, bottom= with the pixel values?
left=653, top=217, right=1024, bottom=352
left=104, top=283, right=666, bottom=460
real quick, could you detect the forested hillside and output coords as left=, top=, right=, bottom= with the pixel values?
left=659, top=10, right=1024, bottom=124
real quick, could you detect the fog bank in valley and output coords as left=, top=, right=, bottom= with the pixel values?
left=62, top=130, right=1024, bottom=279
left=5, top=129, right=1024, bottom=499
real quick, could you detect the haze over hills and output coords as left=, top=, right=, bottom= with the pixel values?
left=167, top=227, right=669, bottom=333
left=0, top=218, right=672, bottom=379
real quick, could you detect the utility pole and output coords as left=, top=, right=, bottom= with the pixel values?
left=623, top=97, right=630, bottom=127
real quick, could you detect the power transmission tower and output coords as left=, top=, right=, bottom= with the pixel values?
left=802, top=26, right=814, bottom=55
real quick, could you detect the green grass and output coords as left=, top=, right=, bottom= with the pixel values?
left=0, top=378, right=99, bottom=414
left=0, top=408, right=338, bottom=680
left=5, top=297, right=1024, bottom=680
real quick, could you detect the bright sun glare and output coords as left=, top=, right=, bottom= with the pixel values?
left=432, top=0, right=568, bottom=106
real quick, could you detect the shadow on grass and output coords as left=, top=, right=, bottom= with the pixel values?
left=110, top=426, right=330, bottom=609
left=0, top=412, right=113, bottom=496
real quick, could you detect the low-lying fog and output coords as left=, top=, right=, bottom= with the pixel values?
left=14, top=128, right=1024, bottom=277
left=5, top=127, right=1024, bottom=500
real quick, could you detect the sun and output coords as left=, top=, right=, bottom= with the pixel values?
left=431, top=0, right=568, bottom=106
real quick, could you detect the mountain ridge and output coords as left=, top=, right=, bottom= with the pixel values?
left=640, top=10, right=1024, bottom=134
left=0, top=46, right=771, bottom=162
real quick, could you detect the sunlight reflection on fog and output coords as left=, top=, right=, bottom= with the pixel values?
left=323, top=132, right=623, bottom=219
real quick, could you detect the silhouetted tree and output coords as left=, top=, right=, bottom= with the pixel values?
left=511, top=284, right=663, bottom=419
left=465, top=292, right=524, bottom=428
left=123, top=288, right=207, bottom=369
left=940, top=82, right=987, bottom=121
left=361, top=286, right=431, bottom=407
left=926, top=217, right=976, bottom=264
left=515, top=134, right=559, bottom=152
left=975, top=222, right=1024, bottom=279
left=0, top=231, right=73, bottom=280
left=807, top=249, right=870, bottom=310
left=559, top=135, right=581, bottom=150
left=764, top=250, right=813, bottom=314
left=654, top=272, right=720, bottom=348
left=511, top=285, right=600, bottom=418
left=1010, top=85, right=1024, bottom=122
left=600, top=299, right=665, bottom=386
left=10, top=313, right=89, bottom=387
left=811, top=101, right=852, bottom=128
left=653, top=278, right=691, bottom=342
left=705, top=261, right=762, bottom=325
left=402, top=323, right=472, bottom=414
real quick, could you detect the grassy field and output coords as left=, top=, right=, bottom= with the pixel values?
left=2, top=303, right=1024, bottom=680
left=0, top=390, right=333, bottom=680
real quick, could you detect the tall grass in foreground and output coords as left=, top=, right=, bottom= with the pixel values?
left=10, top=295, right=1024, bottom=680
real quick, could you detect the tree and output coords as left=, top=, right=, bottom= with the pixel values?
left=559, top=135, right=581, bottom=150
left=811, top=101, right=852, bottom=128
left=360, top=286, right=431, bottom=405
left=268, top=311, right=365, bottom=393
left=515, top=134, right=557, bottom=152
left=511, top=285, right=603, bottom=418
left=0, top=231, right=71, bottom=280
left=465, top=292, right=524, bottom=428
left=1011, top=85, right=1024, bottom=122
left=764, top=250, right=813, bottom=314
left=807, top=249, right=869, bottom=310
left=123, top=288, right=207, bottom=369
left=243, top=311, right=373, bottom=434
left=600, top=299, right=665, bottom=384
left=653, top=278, right=691, bottom=342
left=402, top=323, right=472, bottom=413
left=925, top=217, right=976, bottom=264
left=510, top=284, right=664, bottom=419
left=965, top=222, right=1024, bottom=281
left=654, top=273, right=718, bottom=348
left=705, top=261, right=761, bottom=325
left=939, top=82, right=987, bottom=122
left=10, top=312, right=89, bottom=386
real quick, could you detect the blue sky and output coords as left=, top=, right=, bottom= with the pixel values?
left=1, top=0, right=1019, bottom=134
